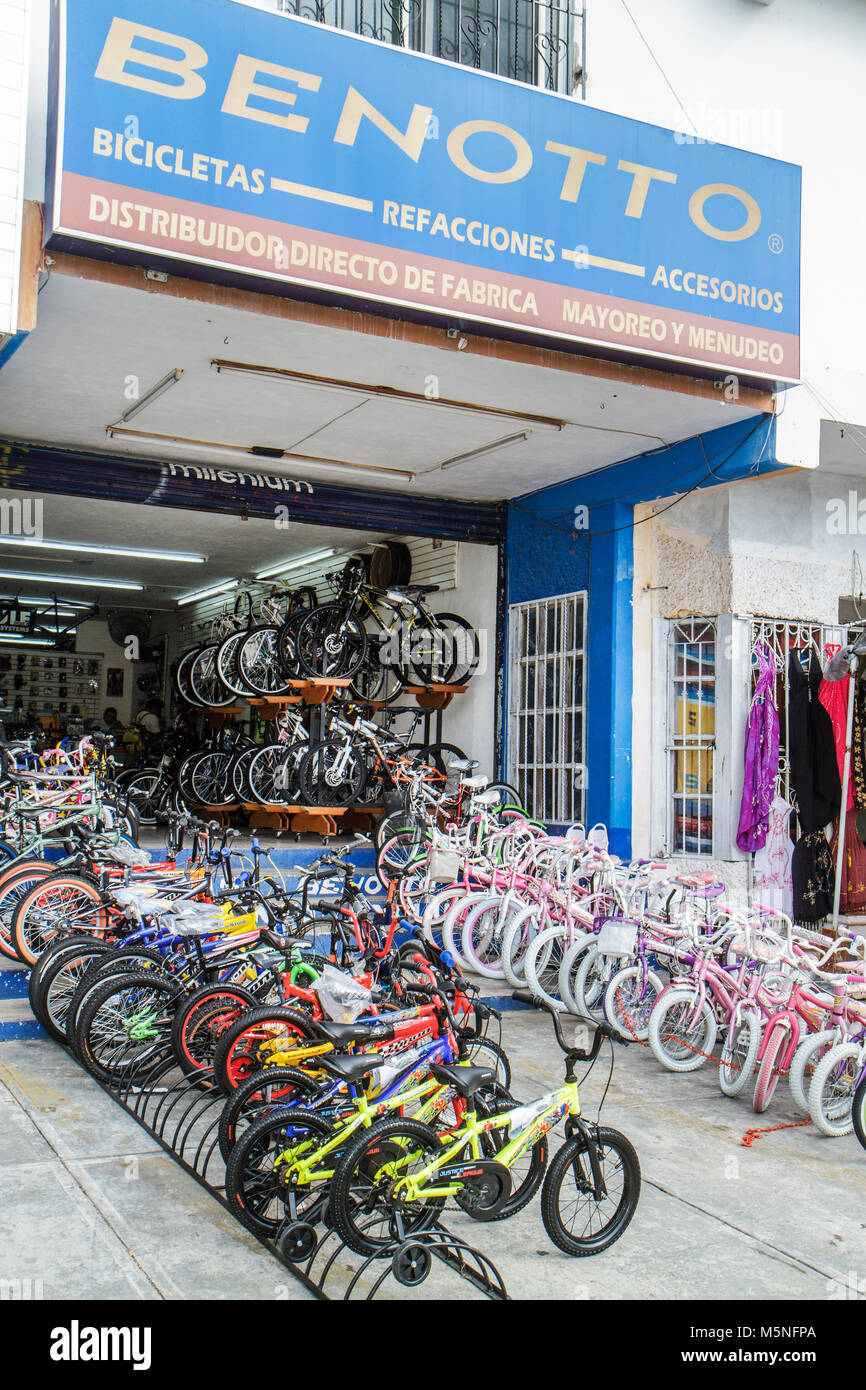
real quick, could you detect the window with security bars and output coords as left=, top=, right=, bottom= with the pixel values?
left=668, top=619, right=716, bottom=856
left=508, top=592, right=586, bottom=825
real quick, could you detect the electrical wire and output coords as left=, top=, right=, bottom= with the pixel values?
left=617, top=0, right=699, bottom=135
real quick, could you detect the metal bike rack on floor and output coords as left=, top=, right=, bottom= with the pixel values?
left=72, top=1040, right=510, bottom=1302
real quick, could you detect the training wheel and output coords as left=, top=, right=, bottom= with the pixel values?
left=391, top=1241, right=432, bottom=1286
left=278, top=1221, right=318, bottom=1263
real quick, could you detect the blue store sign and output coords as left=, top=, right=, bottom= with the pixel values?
left=48, top=0, right=802, bottom=378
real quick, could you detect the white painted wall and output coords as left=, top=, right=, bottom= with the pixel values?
left=583, top=0, right=866, bottom=466
left=74, top=618, right=135, bottom=722
left=0, top=0, right=29, bottom=336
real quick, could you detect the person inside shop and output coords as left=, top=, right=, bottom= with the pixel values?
left=102, top=707, right=126, bottom=737
left=135, top=698, right=163, bottom=737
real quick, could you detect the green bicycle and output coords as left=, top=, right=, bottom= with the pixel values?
left=329, top=992, right=641, bottom=1257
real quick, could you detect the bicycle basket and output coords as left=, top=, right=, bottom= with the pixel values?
left=595, top=919, right=638, bottom=956
left=316, top=964, right=373, bottom=1022
left=427, top=848, right=461, bottom=883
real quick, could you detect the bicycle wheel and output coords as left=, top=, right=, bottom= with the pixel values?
left=808, top=1042, right=862, bottom=1136
left=212, top=1005, right=317, bottom=1093
left=171, top=985, right=261, bottom=1079
left=541, top=1127, right=641, bottom=1256
left=230, top=748, right=259, bottom=804
left=524, top=927, right=571, bottom=1010
left=329, top=1115, right=445, bottom=1255
left=188, top=752, right=235, bottom=808
left=557, top=934, right=595, bottom=1014
left=188, top=644, right=235, bottom=708
left=295, top=605, right=368, bottom=681
left=123, top=770, right=166, bottom=827
left=460, top=896, right=516, bottom=980
left=647, top=986, right=717, bottom=1072
left=431, top=613, right=480, bottom=686
left=852, top=1073, right=866, bottom=1152
left=0, top=860, right=53, bottom=962
left=752, top=1022, right=789, bottom=1114
left=298, top=741, right=366, bottom=808
left=30, top=938, right=113, bottom=1040
left=376, top=830, right=427, bottom=888
left=75, top=971, right=183, bottom=1084
left=66, top=947, right=166, bottom=1047
left=718, top=1009, right=762, bottom=1097
left=247, top=741, right=306, bottom=807
left=238, top=626, right=293, bottom=696
left=11, top=872, right=110, bottom=966
left=216, top=630, right=252, bottom=696
left=462, top=1037, right=512, bottom=1090
left=218, top=1065, right=328, bottom=1163
left=225, top=1107, right=335, bottom=1239
left=175, top=647, right=202, bottom=705
left=788, top=1029, right=837, bottom=1114
left=603, top=965, right=664, bottom=1041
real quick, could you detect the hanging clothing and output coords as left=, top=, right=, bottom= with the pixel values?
left=752, top=795, right=794, bottom=918
left=787, top=649, right=842, bottom=833
left=851, top=681, right=866, bottom=811
left=829, top=814, right=866, bottom=916
left=791, top=830, right=835, bottom=923
left=736, top=643, right=780, bottom=852
left=819, top=668, right=854, bottom=811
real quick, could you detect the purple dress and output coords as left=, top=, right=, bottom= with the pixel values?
left=736, top=644, right=780, bottom=852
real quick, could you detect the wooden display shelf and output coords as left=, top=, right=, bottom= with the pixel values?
left=404, top=682, right=468, bottom=711
left=289, top=677, right=352, bottom=706
left=205, top=707, right=245, bottom=728
left=248, top=695, right=303, bottom=719
left=243, top=802, right=382, bottom=838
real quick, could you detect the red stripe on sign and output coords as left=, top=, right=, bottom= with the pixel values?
left=58, top=173, right=799, bottom=378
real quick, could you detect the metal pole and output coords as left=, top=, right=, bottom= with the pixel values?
left=832, top=654, right=858, bottom=931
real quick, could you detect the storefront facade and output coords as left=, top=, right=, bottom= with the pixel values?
left=1, top=0, right=821, bottom=859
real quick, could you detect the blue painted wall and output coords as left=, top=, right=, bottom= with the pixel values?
left=504, top=414, right=778, bottom=856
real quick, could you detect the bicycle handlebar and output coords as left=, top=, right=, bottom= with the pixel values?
left=511, top=990, right=628, bottom=1059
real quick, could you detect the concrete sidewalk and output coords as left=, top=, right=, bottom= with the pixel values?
left=1, top=1010, right=864, bottom=1301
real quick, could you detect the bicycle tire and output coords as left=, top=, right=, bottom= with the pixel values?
left=647, top=986, right=717, bottom=1072
left=752, top=1022, right=789, bottom=1114
left=75, top=971, right=184, bottom=1084
left=11, top=871, right=110, bottom=966
left=295, top=605, right=368, bottom=681
left=541, top=1127, right=641, bottom=1256
left=718, top=1008, right=762, bottom=1097
left=218, top=1065, right=328, bottom=1163
left=225, top=1106, right=335, bottom=1238
left=329, top=1115, right=445, bottom=1255
left=212, top=1005, right=318, bottom=1093
left=807, top=1041, right=861, bottom=1136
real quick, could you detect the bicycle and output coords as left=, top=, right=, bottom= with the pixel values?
left=328, top=990, right=640, bottom=1258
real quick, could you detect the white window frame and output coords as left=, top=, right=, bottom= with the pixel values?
left=507, top=590, right=587, bottom=825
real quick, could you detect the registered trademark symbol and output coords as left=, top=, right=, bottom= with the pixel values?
left=768, top=233, right=784, bottom=254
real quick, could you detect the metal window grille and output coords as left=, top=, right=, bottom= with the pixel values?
left=274, top=0, right=586, bottom=95
left=668, top=618, right=716, bottom=856
left=748, top=618, right=844, bottom=820
left=508, top=591, right=586, bottom=824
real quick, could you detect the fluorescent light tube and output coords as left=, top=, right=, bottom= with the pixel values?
left=0, top=596, right=92, bottom=609
left=437, top=430, right=532, bottom=471
left=0, top=571, right=143, bottom=591
left=119, top=368, right=184, bottom=424
left=0, top=536, right=204, bottom=563
left=177, top=580, right=238, bottom=607
left=255, top=548, right=336, bottom=580
left=0, top=635, right=55, bottom=647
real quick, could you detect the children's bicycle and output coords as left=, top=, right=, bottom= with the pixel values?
left=328, top=991, right=641, bottom=1258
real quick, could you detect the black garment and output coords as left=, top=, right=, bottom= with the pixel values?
left=787, top=650, right=842, bottom=832
left=791, top=830, right=835, bottom=923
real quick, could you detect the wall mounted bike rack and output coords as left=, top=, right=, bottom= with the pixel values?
left=71, top=1040, right=509, bottom=1302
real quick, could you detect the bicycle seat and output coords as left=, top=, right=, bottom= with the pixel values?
left=311, top=1019, right=393, bottom=1046
left=429, top=1062, right=496, bottom=1098
left=388, top=584, right=439, bottom=596
left=463, top=774, right=489, bottom=789
left=315, top=1052, right=382, bottom=1084
left=449, top=759, right=478, bottom=772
